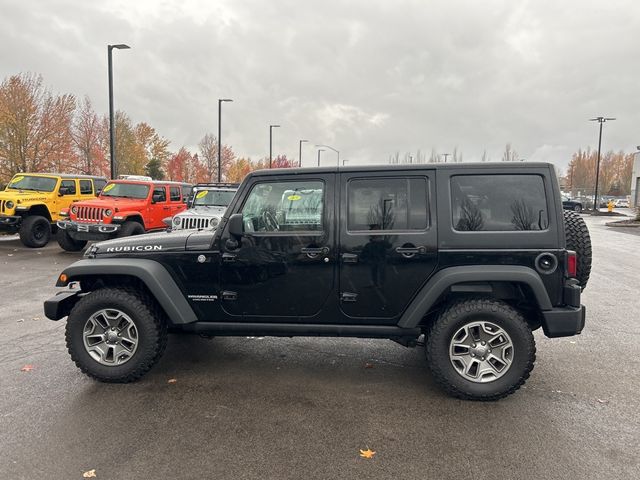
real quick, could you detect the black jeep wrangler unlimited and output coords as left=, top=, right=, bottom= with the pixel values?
left=45, top=163, right=591, bottom=401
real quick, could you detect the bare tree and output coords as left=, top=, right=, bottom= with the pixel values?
left=502, top=143, right=519, bottom=162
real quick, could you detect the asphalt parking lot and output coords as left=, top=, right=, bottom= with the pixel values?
left=1, top=215, right=639, bottom=480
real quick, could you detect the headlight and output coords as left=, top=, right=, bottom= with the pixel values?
left=173, top=216, right=181, bottom=225
left=5, top=201, right=14, bottom=209
left=209, top=218, right=219, bottom=227
left=71, top=206, right=78, bottom=214
left=104, top=209, right=112, bottom=217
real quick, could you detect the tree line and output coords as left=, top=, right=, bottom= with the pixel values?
left=0, top=73, right=293, bottom=185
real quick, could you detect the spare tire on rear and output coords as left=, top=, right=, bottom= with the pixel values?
left=563, top=210, right=592, bottom=290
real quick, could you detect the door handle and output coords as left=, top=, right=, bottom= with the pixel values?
left=395, top=246, right=426, bottom=258
left=222, top=252, right=237, bottom=263
left=163, top=206, right=171, bottom=210
left=301, top=246, right=329, bottom=258
left=341, top=253, right=358, bottom=263
left=340, top=292, right=358, bottom=302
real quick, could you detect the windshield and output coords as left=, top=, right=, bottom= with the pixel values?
left=193, top=190, right=236, bottom=207
left=100, top=183, right=149, bottom=199
left=7, top=175, right=57, bottom=192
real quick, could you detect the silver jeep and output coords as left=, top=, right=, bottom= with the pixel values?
left=171, top=184, right=238, bottom=231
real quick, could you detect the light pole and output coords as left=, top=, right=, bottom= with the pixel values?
left=217, top=98, right=232, bottom=182
left=317, top=149, right=325, bottom=167
left=589, top=116, right=616, bottom=210
left=269, top=125, right=280, bottom=168
left=315, top=144, right=339, bottom=165
left=299, top=139, right=308, bottom=167
left=342, top=159, right=348, bottom=166
left=442, top=153, right=451, bottom=163
left=108, top=43, right=130, bottom=179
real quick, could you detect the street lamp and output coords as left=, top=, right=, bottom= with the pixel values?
left=589, top=116, right=616, bottom=211
left=315, top=144, right=339, bottom=165
left=217, top=99, right=233, bottom=182
left=317, top=149, right=325, bottom=167
left=269, top=125, right=280, bottom=168
left=108, top=43, right=130, bottom=179
left=298, top=139, right=308, bottom=167
left=342, top=159, right=348, bottom=166
left=442, top=153, right=451, bottom=163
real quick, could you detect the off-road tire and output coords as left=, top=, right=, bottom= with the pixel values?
left=65, top=288, right=168, bottom=382
left=19, top=215, right=52, bottom=248
left=573, top=204, right=582, bottom=213
left=563, top=210, right=592, bottom=290
left=425, top=298, right=536, bottom=401
left=56, top=229, right=88, bottom=252
left=116, top=220, right=145, bottom=238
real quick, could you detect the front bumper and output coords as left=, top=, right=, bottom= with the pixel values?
left=57, top=220, right=120, bottom=241
left=0, top=215, right=21, bottom=231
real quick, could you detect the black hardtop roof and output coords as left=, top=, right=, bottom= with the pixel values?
left=16, top=173, right=108, bottom=180
left=247, top=162, right=555, bottom=177
left=193, top=182, right=239, bottom=189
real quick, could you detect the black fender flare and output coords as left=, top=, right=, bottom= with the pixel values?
left=397, top=265, right=553, bottom=328
left=56, top=258, right=197, bottom=324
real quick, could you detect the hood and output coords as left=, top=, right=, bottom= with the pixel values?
left=0, top=189, right=52, bottom=203
left=75, top=197, right=147, bottom=209
left=179, top=205, right=227, bottom=217
left=88, top=229, right=216, bottom=256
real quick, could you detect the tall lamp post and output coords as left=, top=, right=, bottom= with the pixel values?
left=108, top=43, right=130, bottom=179
left=589, top=116, right=616, bottom=210
left=217, top=98, right=233, bottom=182
left=299, top=139, right=308, bottom=167
left=269, top=125, right=280, bottom=168
left=317, top=149, right=325, bottom=167
left=315, top=144, right=339, bottom=165
left=442, top=153, right=451, bottom=163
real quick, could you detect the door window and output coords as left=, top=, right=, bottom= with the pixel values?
left=347, top=177, right=428, bottom=232
left=60, top=180, right=76, bottom=195
left=94, top=179, right=107, bottom=194
left=241, top=181, right=324, bottom=232
left=170, top=186, right=181, bottom=202
left=451, top=175, right=548, bottom=231
left=79, top=180, right=93, bottom=195
left=152, top=186, right=167, bottom=202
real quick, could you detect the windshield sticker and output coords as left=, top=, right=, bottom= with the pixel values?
left=287, top=194, right=301, bottom=201
left=102, top=184, right=115, bottom=192
left=196, top=190, right=208, bottom=199
left=10, top=176, right=25, bottom=184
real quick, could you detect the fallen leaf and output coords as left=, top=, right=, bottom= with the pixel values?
left=364, top=363, right=374, bottom=369
left=17, top=318, right=24, bottom=323
left=82, top=469, right=97, bottom=478
left=569, top=341, right=576, bottom=344
left=7, top=254, right=13, bottom=257
left=20, top=365, right=35, bottom=372
left=167, top=378, right=177, bottom=384
left=359, top=448, right=376, bottom=459
left=597, top=399, right=609, bottom=404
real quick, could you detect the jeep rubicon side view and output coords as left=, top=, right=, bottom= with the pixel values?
left=45, top=163, right=591, bottom=401
left=0, top=173, right=107, bottom=247
left=169, top=182, right=238, bottom=231
left=56, top=179, right=192, bottom=251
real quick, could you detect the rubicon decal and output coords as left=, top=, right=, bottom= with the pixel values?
left=105, top=245, right=163, bottom=252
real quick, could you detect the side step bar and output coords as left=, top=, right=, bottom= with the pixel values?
left=180, top=322, right=421, bottom=339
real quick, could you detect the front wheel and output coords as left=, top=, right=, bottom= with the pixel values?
left=425, top=298, right=536, bottom=401
left=19, top=215, right=52, bottom=248
left=65, top=288, right=168, bottom=382
left=57, top=229, right=88, bottom=252
left=573, top=204, right=582, bottom=213
left=116, top=221, right=145, bottom=238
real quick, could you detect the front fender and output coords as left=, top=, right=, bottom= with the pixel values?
left=54, top=258, right=197, bottom=324
left=397, top=265, right=553, bottom=328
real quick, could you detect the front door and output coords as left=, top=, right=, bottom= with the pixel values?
left=148, top=185, right=169, bottom=229
left=338, top=171, right=437, bottom=322
left=219, top=174, right=335, bottom=319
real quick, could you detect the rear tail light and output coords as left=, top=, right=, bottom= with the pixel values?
left=567, top=250, right=577, bottom=278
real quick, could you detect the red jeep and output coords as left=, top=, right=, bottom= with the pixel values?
left=56, top=180, right=192, bottom=251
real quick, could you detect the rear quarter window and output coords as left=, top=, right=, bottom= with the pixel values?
left=451, top=174, right=549, bottom=232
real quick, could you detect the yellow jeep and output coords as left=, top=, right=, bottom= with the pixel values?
left=0, top=173, right=107, bottom=248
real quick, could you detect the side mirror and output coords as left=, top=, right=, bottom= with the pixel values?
left=228, top=213, right=244, bottom=238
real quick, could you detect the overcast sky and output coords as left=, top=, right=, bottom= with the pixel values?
left=1, top=0, right=639, bottom=171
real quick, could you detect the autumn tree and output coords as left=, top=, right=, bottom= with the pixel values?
left=166, top=147, right=193, bottom=182
left=198, top=133, right=235, bottom=181
left=72, top=96, right=108, bottom=177
left=271, top=154, right=294, bottom=168
left=226, top=157, right=253, bottom=183
left=0, top=73, right=76, bottom=181
left=566, top=148, right=634, bottom=197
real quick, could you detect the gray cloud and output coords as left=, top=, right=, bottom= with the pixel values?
left=1, top=0, right=639, bottom=171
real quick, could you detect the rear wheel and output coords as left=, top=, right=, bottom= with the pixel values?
left=116, top=220, right=145, bottom=238
left=425, top=298, right=536, bottom=401
left=56, top=229, right=88, bottom=252
left=573, top=204, right=582, bottom=213
left=563, top=210, right=592, bottom=290
left=19, top=215, right=52, bottom=248
left=65, top=288, right=168, bottom=382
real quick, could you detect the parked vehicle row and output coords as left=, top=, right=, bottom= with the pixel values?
left=0, top=172, right=239, bottom=250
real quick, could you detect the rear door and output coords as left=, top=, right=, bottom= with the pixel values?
left=338, top=171, right=437, bottom=322
left=148, top=185, right=169, bottom=229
